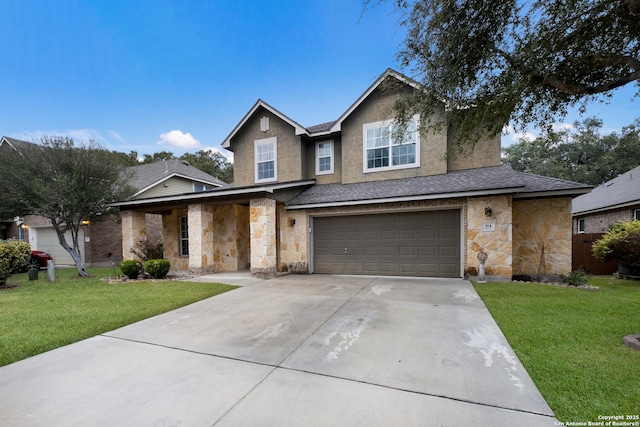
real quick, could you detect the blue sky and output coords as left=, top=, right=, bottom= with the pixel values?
left=2, top=0, right=638, bottom=161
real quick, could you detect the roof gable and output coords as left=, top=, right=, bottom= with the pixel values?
left=329, top=69, right=422, bottom=133
left=221, top=99, right=308, bottom=149
left=126, top=159, right=226, bottom=197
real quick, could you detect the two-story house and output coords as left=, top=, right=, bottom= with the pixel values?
left=114, top=69, right=591, bottom=279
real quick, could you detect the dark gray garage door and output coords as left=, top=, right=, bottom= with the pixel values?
left=313, top=210, right=460, bottom=277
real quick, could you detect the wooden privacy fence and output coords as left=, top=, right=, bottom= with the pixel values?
left=572, top=233, right=618, bottom=275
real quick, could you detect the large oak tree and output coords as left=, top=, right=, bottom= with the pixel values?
left=367, top=0, right=640, bottom=150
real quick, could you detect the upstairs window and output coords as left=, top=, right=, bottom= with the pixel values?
left=255, top=137, right=277, bottom=183
left=363, top=114, right=420, bottom=172
left=316, top=140, right=334, bottom=175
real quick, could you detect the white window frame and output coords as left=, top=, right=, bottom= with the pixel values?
left=362, top=114, right=420, bottom=173
left=315, top=140, right=334, bottom=175
left=254, top=137, right=277, bottom=183
left=179, top=216, right=189, bottom=256
left=577, top=218, right=585, bottom=234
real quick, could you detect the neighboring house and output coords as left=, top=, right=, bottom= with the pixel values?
left=114, top=69, right=591, bottom=279
left=0, top=136, right=226, bottom=266
left=571, top=164, right=640, bottom=274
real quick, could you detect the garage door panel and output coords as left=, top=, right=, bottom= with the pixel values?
left=314, top=210, right=460, bottom=278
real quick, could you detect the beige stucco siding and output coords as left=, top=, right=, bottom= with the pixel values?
left=231, top=109, right=302, bottom=187
left=447, top=134, right=502, bottom=171
left=512, top=198, right=573, bottom=276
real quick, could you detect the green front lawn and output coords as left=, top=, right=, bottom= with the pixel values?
left=474, top=276, right=640, bottom=422
left=0, top=267, right=237, bottom=367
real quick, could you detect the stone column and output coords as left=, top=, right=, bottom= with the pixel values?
left=121, top=210, right=147, bottom=260
left=250, top=198, right=277, bottom=277
left=188, top=204, right=213, bottom=272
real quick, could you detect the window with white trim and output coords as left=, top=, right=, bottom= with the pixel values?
left=577, top=218, right=585, bottom=233
left=363, top=114, right=420, bottom=172
left=635, top=209, right=640, bottom=221
left=179, top=216, right=189, bottom=256
left=316, top=140, right=334, bottom=175
left=254, top=137, right=277, bottom=182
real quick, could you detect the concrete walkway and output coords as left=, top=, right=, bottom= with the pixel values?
left=0, top=273, right=557, bottom=426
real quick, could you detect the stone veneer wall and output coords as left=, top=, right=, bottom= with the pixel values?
left=163, top=209, right=188, bottom=270
left=209, top=205, right=250, bottom=271
left=466, top=196, right=513, bottom=277
left=121, top=211, right=147, bottom=261
left=278, top=206, right=309, bottom=273
left=512, top=198, right=573, bottom=276
left=188, top=204, right=214, bottom=270
left=250, top=198, right=277, bottom=277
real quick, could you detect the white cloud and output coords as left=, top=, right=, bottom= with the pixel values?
left=502, top=125, right=537, bottom=145
left=157, top=130, right=201, bottom=149
left=551, top=122, right=575, bottom=133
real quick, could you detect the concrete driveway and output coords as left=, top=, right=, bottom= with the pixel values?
left=0, top=274, right=557, bottom=426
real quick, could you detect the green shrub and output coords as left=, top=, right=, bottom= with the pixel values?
left=120, top=260, right=141, bottom=279
left=592, top=221, right=640, bottom=271
left=145, top=259, right=170, bottom=279
left=0, top=239, right=31, bottom=284
left=560, top=269, right=590, bottom=286
left=129, top=239, right=163, bottom=262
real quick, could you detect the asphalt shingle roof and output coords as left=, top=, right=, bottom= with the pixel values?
left=287, top=164, right=590, bottom=206
left=572, top=164, right=640, bottom=214
left=306, top=121, right=336, bottom=134
left=126, top=159, right=226, bottom=191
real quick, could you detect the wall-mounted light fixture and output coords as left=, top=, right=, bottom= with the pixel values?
left=81, top=220, right=90, bottom=225
left=484, top=206, right=492, bottom=217
left=21, top=224, right=29, bottom=229
left=288, top=218, right=296, bottom=227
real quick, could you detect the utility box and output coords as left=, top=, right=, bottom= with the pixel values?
left=28, top=265, right=39, bottom=281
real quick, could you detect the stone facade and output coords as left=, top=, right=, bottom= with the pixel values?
left=278, top=206, right=309, bottom=273
left=121, top=211, right=147, bottom=262
left=513, top=198, right=573, bottom=276
left=466, top=196, right=513, bottom=277
left=249, top=198, right=277, bottom=277
left=162, top=210, right=188, bottom=270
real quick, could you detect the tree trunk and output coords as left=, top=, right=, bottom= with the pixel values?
left=52, top=223, right=90, bottom=277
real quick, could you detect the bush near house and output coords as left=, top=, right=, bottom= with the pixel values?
left=120, top=260, right=141, bottom=279
left=0, top=240, right=31, bottom=284
left=145, top=259, right=170, bottom=279
left=130, top=239, right=163, bottom=262
left=592, top=221, right=640, bottom=274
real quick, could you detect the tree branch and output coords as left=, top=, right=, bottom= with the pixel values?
left=542, top=55, right=640, bottom=95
